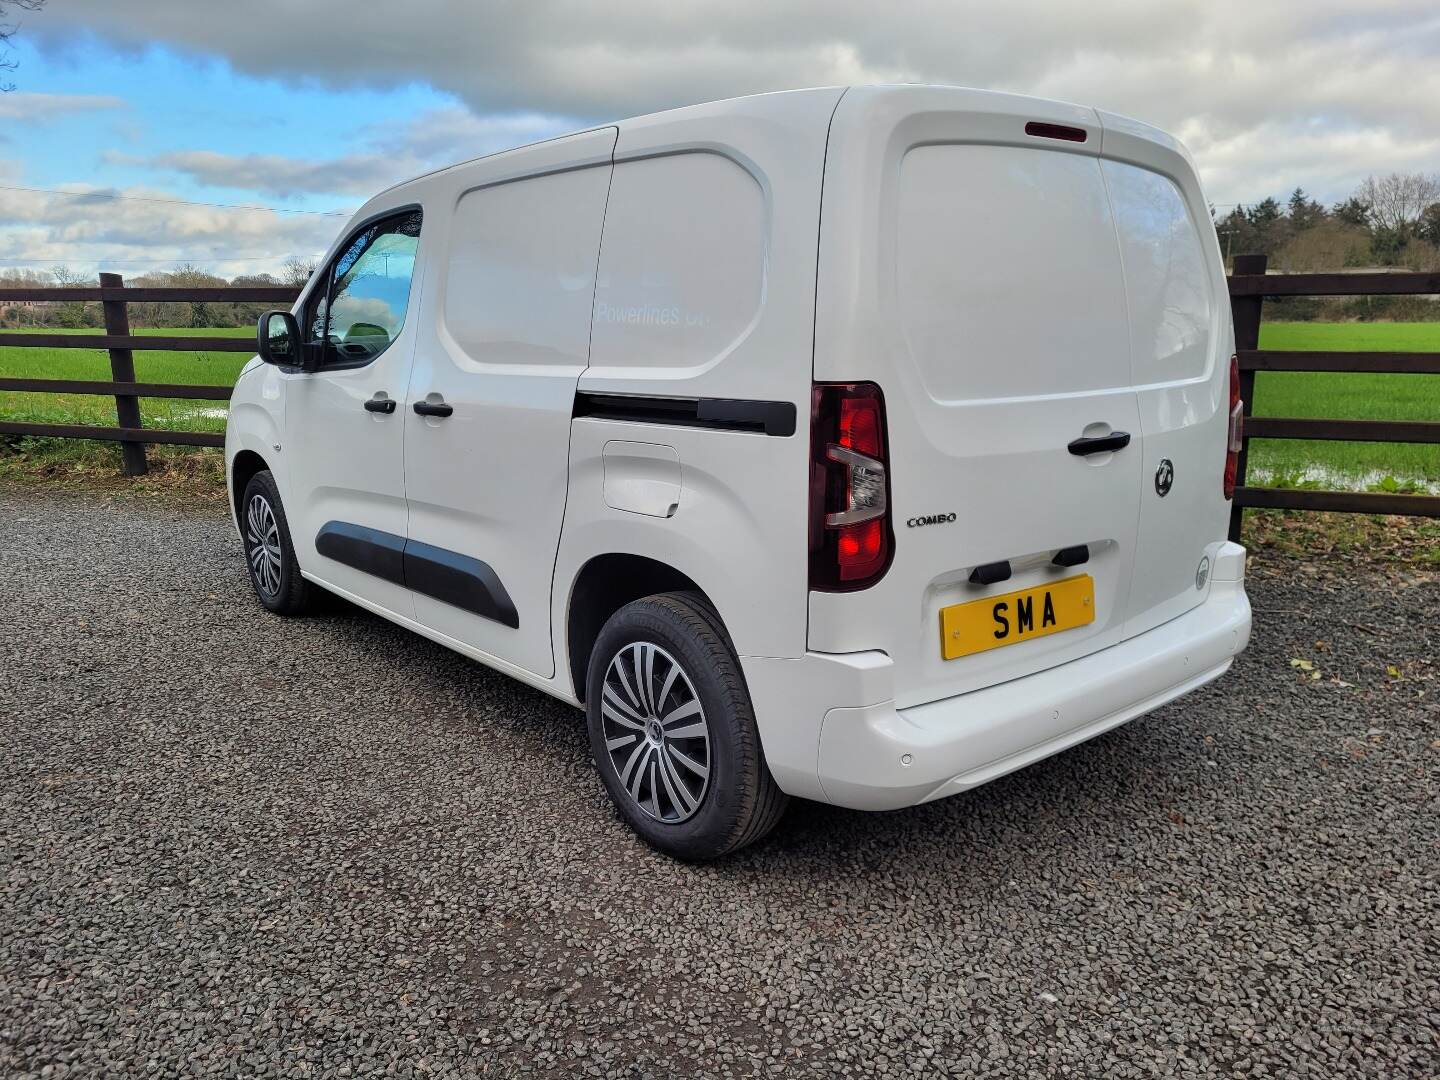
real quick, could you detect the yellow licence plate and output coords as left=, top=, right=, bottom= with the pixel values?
left=940, top=574, right=1095, bottom=661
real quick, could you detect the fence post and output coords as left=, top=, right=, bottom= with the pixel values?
left=98, top=271, right=147, bottom=476
left=1227, top=253, right=1266, bottom=543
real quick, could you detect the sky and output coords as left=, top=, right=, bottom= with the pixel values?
left=3, top=0, right=1439, bottom=280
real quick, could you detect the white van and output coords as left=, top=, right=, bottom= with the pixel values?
left=226, top=85, right=1251, bottom=860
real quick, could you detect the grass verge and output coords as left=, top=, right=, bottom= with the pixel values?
left=0, top=438, right=227, bottom=508
left=1241, top=509, right=1439, bottom=568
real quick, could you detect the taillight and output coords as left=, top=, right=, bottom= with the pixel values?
left=810, top=382, right=892, bottom=590
left=1223, top=353, right=1243, bottom=500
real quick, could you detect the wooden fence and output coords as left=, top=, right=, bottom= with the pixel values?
left=0, top=275, right=301, bottom=474
left=1226, top=254, right=1440, bottom=539
left=1, top=265, right=1437, bottom=528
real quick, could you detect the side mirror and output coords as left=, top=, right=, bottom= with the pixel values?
left=257, top=310, right=302, bottom=367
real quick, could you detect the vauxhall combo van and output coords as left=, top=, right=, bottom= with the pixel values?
left=227, top=85, right=1252, bottom=860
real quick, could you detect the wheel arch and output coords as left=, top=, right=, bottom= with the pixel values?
left=565, top=553, right=720, bottom=703
left=229, top=448, right=270, bottom=530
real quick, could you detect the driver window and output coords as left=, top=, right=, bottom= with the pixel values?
left=307, top=209, right=422, bottom=366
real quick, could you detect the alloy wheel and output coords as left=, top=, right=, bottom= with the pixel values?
left=245, top=493, right=283, bottom=599
left=599, top=642, right=711, bottom=823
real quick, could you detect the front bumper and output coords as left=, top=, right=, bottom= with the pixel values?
left=742, top=541, right=1251, bottom=811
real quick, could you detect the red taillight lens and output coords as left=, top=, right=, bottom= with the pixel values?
left=1224, top=353, right=1242, bottom=500
left=839, top=395, right=882, bottom=457
left=810, top=383, right=892, bottom=590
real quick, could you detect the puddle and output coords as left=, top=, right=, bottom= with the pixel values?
left=1248, top=464, right=1440, bottom=496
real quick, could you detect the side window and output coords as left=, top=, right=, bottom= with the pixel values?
left=305, top=210, right=422, bottom=367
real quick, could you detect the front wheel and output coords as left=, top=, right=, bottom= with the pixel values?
left=586, top=592, right=787, bottom=860
left=239, top=470, right=313, bottom=616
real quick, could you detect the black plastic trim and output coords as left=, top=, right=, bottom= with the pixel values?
left=315, top=521, right=406, bottom=587
left=1052, top=544, right=1090, bottom=567
left=402, top=539, right=519, bottom=629
left=574, top=391, right=796, bottom=437
left=969, top=560, right=1012, bottom=586
left=314, top=521, right=519, bottom=629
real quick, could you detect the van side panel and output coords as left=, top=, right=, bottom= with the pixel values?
left=402, top=129, right=617, bottom=678
left=553, top=89, right=844, bottom=684
left=588, top=152, right=766, bottom=378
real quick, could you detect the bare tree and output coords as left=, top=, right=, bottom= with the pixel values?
left=50, top=264, right=95, bottom=288
left=1353, top=172, right=1440, bottom=241
left=165, top=262, right=228, bottom=327
left=0, top=0, right=44, bottom=92
left=281, top=258, right=318, bottom=287
left=49, top=263, right=98, bottom=328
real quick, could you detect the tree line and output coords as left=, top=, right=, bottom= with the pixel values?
left=1213, top=171, right=1440, bottom=321
left=1215, top=171, right=1440, bottom=272
left=0, top=259, right=317, bottom=330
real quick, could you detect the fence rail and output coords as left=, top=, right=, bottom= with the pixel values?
left=1225, top=253, right=1440, bottom=538
left=0, top=332, right=258, bottom=353
left=0, top=275, right=300, bottom=473
left=2, top=267, right=1438, bottom=528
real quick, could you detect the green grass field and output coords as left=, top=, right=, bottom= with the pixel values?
left=1, top=321, right=1437, bottom=490
left=1247, top=322, right=1439, bottom=492
left=0, top=326, right=252, bottom=434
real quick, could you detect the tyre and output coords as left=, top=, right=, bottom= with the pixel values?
left=239, top=469, right=313, bottom=616
left=586, top=591, right=788, bottom=860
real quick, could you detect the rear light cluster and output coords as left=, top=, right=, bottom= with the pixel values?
left=809, top=382, right=893, bottom=591
left=1223, top=353, right=1243, bottom=500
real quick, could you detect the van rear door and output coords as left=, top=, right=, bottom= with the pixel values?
left=1099, top=112, right=1234, bottom=639
left=811, top=89, right=1144, bottom=709
left=812, top=89, right=1236, bottom=711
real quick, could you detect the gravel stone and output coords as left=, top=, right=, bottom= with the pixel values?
left=1, top=484, right=1436, bottom=1078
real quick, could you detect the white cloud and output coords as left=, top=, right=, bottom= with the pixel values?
left=0, top=183, right=340, bottom=278
left=0, top=90, right=124, bottom=121
left=25, top=0, right=1440, bottom=205
left=10, top=0, right=1440, bottom=275
left=118, top=108, right=576, bottom=198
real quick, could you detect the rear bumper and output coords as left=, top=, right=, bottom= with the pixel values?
left=742, top=542, right=1251, bottom=810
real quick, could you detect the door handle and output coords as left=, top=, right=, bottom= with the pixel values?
left=413, top=399, right=454, bottom=418
left=364, top=395, right=397, bottom=414
left=1068, top=431, right=1131, bottom=456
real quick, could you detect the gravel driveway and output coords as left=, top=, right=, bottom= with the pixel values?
left=2, top=484, right=1436, bottom=1079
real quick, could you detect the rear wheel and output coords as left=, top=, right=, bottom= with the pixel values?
left=586, top=592, right=787, bottom=860
left=240, top=470, right=312, bottom=616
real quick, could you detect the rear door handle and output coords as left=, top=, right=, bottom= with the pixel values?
left=413, top=399, right=453, bottom=418
left=364, top=395, right=396, bottom=414
left=1068, top=431, right=1130, bottom=456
